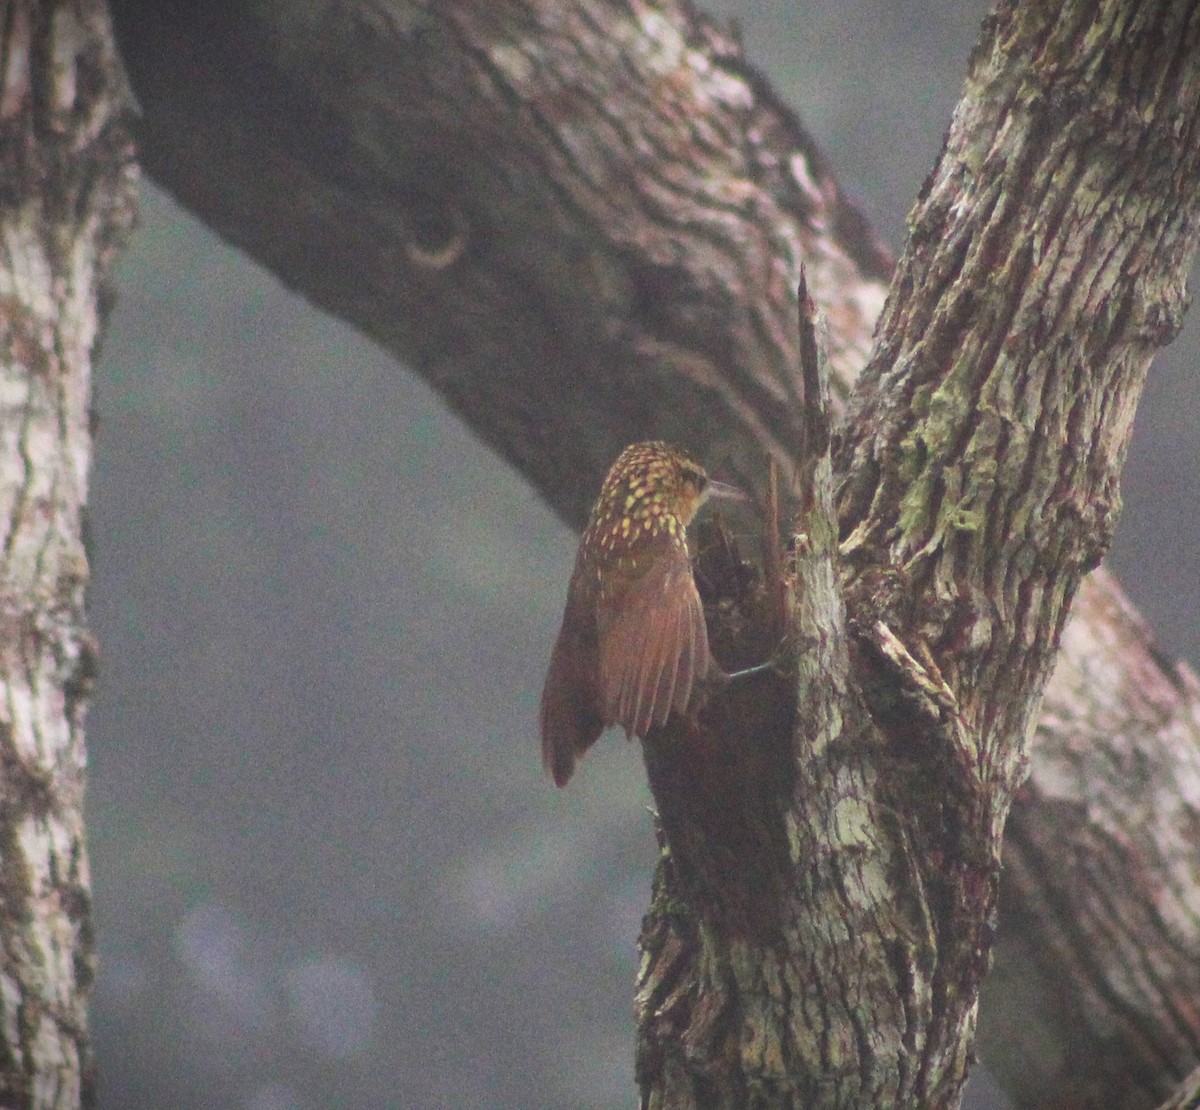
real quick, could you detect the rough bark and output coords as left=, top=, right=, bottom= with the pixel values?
left=819, top=4, right=1200, bottom=1102
left=109, top=0, right=890, bottom=522
left=636, top=3, right=1200, bottom=1102
left=0, top=2, right=137, bottom=1107
left=107, top=0, right=1200, bottom=1106
left=985, top=569, right=1200, bottom=1110
left=1159, top=1064, right=1200, bottom=1110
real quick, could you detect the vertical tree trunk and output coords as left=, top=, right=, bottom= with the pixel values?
left=637, top=1, right=1200, bottom=1104
left=0, top=3, right=136, bottom=1106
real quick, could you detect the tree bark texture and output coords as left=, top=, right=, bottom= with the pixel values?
left=108, top=0, right=1200, bottom=1106
left=1158, top=1063, right=1200, bottom=1110
left=0, top=3, right=136, bottom=1107
left=820, top=4, right=1200, bottom=1103
left=985, top=569, right=1200, bottom=1109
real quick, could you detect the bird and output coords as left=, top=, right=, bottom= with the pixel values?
left=540, top=441, right=758, bottom=787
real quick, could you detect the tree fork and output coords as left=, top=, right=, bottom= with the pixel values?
left=645, top=0, right=1200, bottom=1104
left=109, top=1, right=1200, bottom=1105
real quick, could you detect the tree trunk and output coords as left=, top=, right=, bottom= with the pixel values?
left=107, top=0, right=1200, bottom=1106
left=0, top=2, right=136, bottom=1106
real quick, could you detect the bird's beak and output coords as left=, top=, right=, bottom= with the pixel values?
left=705, top=479, right=750, bottom=503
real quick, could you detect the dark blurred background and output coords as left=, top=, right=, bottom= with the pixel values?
left=87, top=3, right=1198, bottom=1108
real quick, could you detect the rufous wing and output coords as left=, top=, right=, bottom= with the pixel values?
left=597, top=546, right=712, bottom=740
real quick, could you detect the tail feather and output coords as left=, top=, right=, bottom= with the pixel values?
left=540, top=626, right=602, bottom=787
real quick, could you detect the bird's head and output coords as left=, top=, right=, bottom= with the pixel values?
left=587, top=442, right=743, bottom=552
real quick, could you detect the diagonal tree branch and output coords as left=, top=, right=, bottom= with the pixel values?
left=109, top=0, right=1200, bottom=1105
left=986, top=568, right=1200, bottom=1108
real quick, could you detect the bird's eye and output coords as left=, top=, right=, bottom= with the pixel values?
left=681, top=466, right=706, bottom=491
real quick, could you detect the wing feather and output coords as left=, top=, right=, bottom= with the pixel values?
left=600, top=591, right=643, bottom=733
left=652, top=592, right=683, bottom=727
left=598, top=545, right=713, bottom=739
left=634, top=575, right=676, bottom=735
left=618, top=604, right=648, bottom=733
